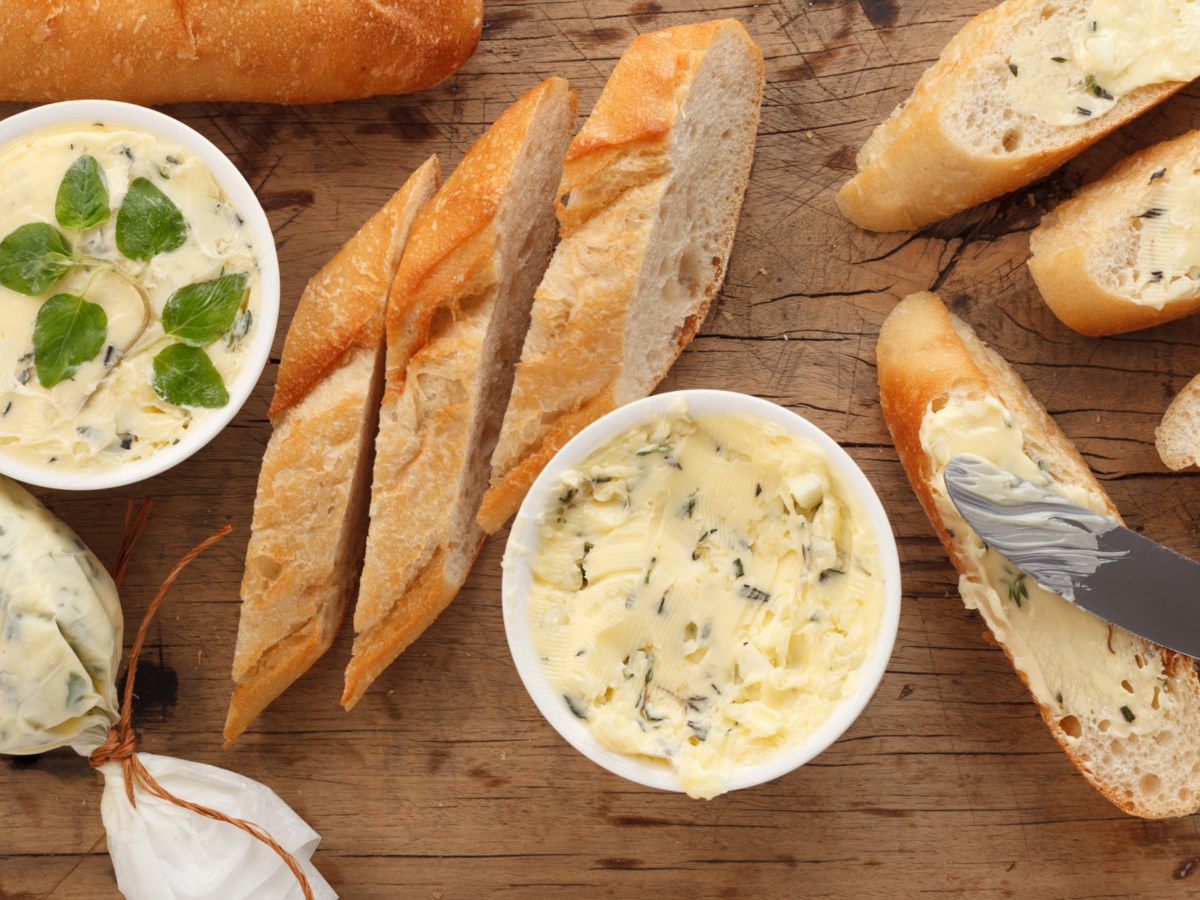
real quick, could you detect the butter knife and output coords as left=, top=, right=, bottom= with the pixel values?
left=942, top=453, right=1200, bottom=659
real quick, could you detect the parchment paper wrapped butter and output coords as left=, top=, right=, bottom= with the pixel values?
left=0, top=476, right=335, bottom=899
left=0, top=477, right=121, bottom=755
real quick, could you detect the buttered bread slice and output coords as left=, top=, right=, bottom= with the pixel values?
left=878, top=292, right=1200, bottom=818
left=227, top=158, right=439, bottom=743
left=838, top=0, right=1193, bottom=233
left=477, top=20, right=764, bottom=534
left=1030, top=130, right=1200, bottom=335
left=344, top=78, right=577, bottom=709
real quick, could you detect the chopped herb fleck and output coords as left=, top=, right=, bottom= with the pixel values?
left=1051, top=56, right=1067, bottom=63
left=559, top=487, right=577, bottom=505
left=1150, top=271, right=1164, bottom=283
left=590, top=475, right=613, bottom=485
left=1151, top=167, right=1167, bottom=182
left=1139, top=208, right=1165, bottom=219
left=1007, top=573, right=1030, bottom=607
left=1082, top=74, right=1112, bottom=100
left=657, top=594, right=667, bottom=615
left=819, top=567, right=845, bottom=582
left=1076, top=106, right=1092, bottom=117
left=738, top=584, right=771, bottom=603
left=1120, top=705, right=1135, bottom=723
left=564, top=695, right=587, bottom=719
left=644, top=557, right=656, bottom=584
left=1056, top=691, right=1064, bottom=704
left=681, top=491, right=698, bottom=518
left=687, top=721, right=709, bottom=741
left=1008, top=62, right=1019, bottom=77
left=754, top=483, right=762, bottom=497
left=733, top=558, right=744, bottom=578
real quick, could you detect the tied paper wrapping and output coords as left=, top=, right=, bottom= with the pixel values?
left=100, top=754, right=335, bottom=900
left=0, top=476, right=336, bottom=898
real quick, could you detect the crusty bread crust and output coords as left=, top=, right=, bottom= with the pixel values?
left=1030, top=131, right=1200, bottom=336
left=0, top=1, right=481, bottom=104
left=225, top=159, right=438, bottom=744
left=477, top=20, right=763, bottom=533
left=879, top=291, right=1200, bottom=818
left=345, top=78, right=577, bottom=709
left=836, top=0, right=1183, bottom=233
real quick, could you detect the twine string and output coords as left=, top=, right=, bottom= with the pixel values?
left=89, top=504, right=314, bottom=900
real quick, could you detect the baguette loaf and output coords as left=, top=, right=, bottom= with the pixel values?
left=343, top=77, right=578, bottom=709
left=226, top=158, right=438, bottom=744
left=878, top=291, right=1200, bottom=818
left=837, top=0, right=1185, bottom=233
left=0, top=1, right=480, bottom=104
left=1030, top=131, right=1200, bottom=336
left=476, top=20, right=763, bottom=534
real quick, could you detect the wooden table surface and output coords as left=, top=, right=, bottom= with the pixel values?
left=6, top=1, right=1200, bottom=897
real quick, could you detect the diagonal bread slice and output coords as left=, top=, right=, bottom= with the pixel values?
left=1030, top=130, right=1200, bottom=336
left=226, top=157, right=439, bottom=744
left=878, top=291, right=1200, bottom=818
left=343, top=77, right=578, bottom=709
left=476, top=19, right=763, bottom=534
left=836, top=0, right=1185, bottom=233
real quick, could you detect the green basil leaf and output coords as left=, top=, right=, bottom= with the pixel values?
left=33, top=293, right=108, bottom=388
left=116, top=178, right=186, bottom=260
left=55, top=155, right=110, bottom=231
left=152, top=343, right=229, bottom=408
left=0, top=223, right=73, bottom=295
left=162, top=273, right=249, bottom=347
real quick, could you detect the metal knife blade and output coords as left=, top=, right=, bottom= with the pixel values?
left=943, top=453, right=1200, bottom=659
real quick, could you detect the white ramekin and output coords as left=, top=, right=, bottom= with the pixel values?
left=0, top=100, right=279, bottom=491
left=502, top=389, right=902, bottom=796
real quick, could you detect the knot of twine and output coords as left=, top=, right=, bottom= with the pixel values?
left=88, top=500, right=314, bottom=900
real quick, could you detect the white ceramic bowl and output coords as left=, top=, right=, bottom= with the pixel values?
left=0, top=100, right=279, bottom=490
left=502, top=389, right=902, bottom=796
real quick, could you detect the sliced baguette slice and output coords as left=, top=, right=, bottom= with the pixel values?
left=226, top=157, right=439, bottom=744
left=1030, top=131, right=1200, bottom=336
left=476, top=19, right=763, bottom=534
left=343, top=77, right=578, bottom=709
left=1156, top=374, right=1200, bottom=470
left=878, top=291, right=1200, bottom=818
left=836, top=0, right=1184, bottom=233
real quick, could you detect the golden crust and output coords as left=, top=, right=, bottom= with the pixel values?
left=836, top=0, right=1183, bottom=233
left=1029, top=131, right=1200, bottom=336
left=878, top=291, right=1200, bottom=818
left=271, top=157, right=440, bottom=419
left=0, top=1, right=481, bottom=104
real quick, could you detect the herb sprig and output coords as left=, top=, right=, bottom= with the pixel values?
left=0, top=154, right=250, bottom=408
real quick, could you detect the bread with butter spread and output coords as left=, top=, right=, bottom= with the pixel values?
left=837, top=0, right=1186, bottom=233
left=226, top=158, right=439, bottom=744
left=0, top=1, right=481, bottom=104
left=878, top=291, right=1200, bottom=818
left=477, top=19, right=764, bottom=534
left=1030, top=130, right=1200, bottom=335
left=343, top=77, right=578, bottom=709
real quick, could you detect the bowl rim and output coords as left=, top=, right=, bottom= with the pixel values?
left=0, top=99, right=279, bottom=491
left=502, top=388, right=902, bottom=796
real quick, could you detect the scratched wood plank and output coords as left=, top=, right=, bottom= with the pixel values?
left=6, top=0, right=1200, bottom=897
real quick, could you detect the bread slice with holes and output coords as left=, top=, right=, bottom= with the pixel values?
left=1030, top=130, right=1200, bottom=336
left=343, top=77, right=578, bottom=709
left=836, top=0, right=1186, bottom=233
left=878, top=291, right=1200, bottom=818
left=226, top=157, right=439, bottom=744
left=475, top=19, right=763, bottom=534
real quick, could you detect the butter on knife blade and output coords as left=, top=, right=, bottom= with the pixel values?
left=943, top=454, right=1200, bottom=660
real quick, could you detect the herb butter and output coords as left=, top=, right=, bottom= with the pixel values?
left=0, top=122, right=261, bottom=476
left=921, top=395, right=1172, bottom=740
left=1006, top=0, right=1200, bottom=127
left=0, top=475, right=120, bottom=755
left=526, top=409, right=885, bottom=799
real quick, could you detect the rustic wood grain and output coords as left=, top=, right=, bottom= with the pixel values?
left=6, top=0, right=1200, bottom=897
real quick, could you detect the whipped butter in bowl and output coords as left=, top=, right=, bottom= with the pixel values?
left=0, top=101, right=278, bottom=490
left=503, top=390, right=901, bottom=798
